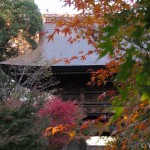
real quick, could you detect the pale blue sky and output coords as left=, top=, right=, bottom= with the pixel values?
left=34, top=0, right=78, bottom=14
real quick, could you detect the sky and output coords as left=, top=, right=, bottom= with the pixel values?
left=34, top=0, right=78, bottom=14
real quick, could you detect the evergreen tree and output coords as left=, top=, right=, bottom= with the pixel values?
left=0, top=0, right=42, bottom=61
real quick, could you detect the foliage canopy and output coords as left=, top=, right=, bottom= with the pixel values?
left=47, top=0, right=150, bottom=148
left=0, top=98, right=48, bottom=150
left=0, top=0, right=42, bottom=61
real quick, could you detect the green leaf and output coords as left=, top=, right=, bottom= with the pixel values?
left=98, top=39, right=113, bottom=58
left=103, top=18, right=122, bottom=39
left=132, top=25, right=143, bottom=38
left=117, top=47, right=136, bottom=81
left=117, top=86, right=130, bottom=101
left=141, top=92, right=150, bottom=102
left=111, top=107, right=124, bottom=122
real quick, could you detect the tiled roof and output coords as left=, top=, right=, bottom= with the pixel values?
left=40, top=22, right=109, bottom=66
left=0, top=16, right=109, bottom=66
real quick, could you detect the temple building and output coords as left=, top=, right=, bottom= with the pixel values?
left=0, top=14, right=115, bottom=150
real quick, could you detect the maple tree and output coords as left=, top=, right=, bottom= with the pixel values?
left=38, top=96, right=85, bottom=150
left=39, top=96, right=112, bottom=149
left=46, top=0, right=150, bottom=149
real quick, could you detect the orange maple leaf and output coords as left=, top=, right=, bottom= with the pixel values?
left=45, top=126, right=53, bottom=132
left=93, top=4, right=101, bottom=14
left=64, top=59, right=70, bottom=64
left=44, top=126, right=53, bottom=136
left=70, top=56, right=78, bottom=61
left=67, top=131, right=76, bottom=140
left=87, top=50, right=94, bottom=55
left=56, top=20, right=65, bottom=27
left=52, top=125, right=66, bottom=136
left=80, top=55, right=86, bottom=61
left=81, top=123, right=89, bottom=130
left=53, top=58, right=62, bottom=64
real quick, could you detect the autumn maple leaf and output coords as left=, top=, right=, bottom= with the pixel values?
left=44, top=127, right=53, bottom=136
left=47, top=34, right=54, bottom=42
left=54, top=28, right=60, bottom=34
left=80, top=55, right=86, bottom=61
left=62, top=28, right=71, bottom=36
left=52, top=125, right=66, bottom=136
left=67, top=131, right=76, bottom=140
left=53, top=58, right=62, bottom=64
left=67, top=37, right=75, bottom=44
left=56, top=19, right=65, bottom=27
left=70, top=56, right=78, bottom=61
left=87, top=50, right=94, bottom=55
left=81, top=121, right=89, bottom=130
left=64, top=59, right=70, bottom=64
left=93, top=4, right=101, bottom=14
left=63, top=0, right=72, bottom=7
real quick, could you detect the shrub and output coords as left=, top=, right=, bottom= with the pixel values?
left=0, top=98, right=49, bottom=150
left=39, top=96, right=84, bottom=126
left=38, top=96, right=85, bottom=150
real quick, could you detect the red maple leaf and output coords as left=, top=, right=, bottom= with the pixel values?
left=67, top=37, right=73, bottom=44
left=47, top=34, right=54, bottom=42
left=54, top=28, right=60, bottom=34
left=62, top=28, right=71, bottom=36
